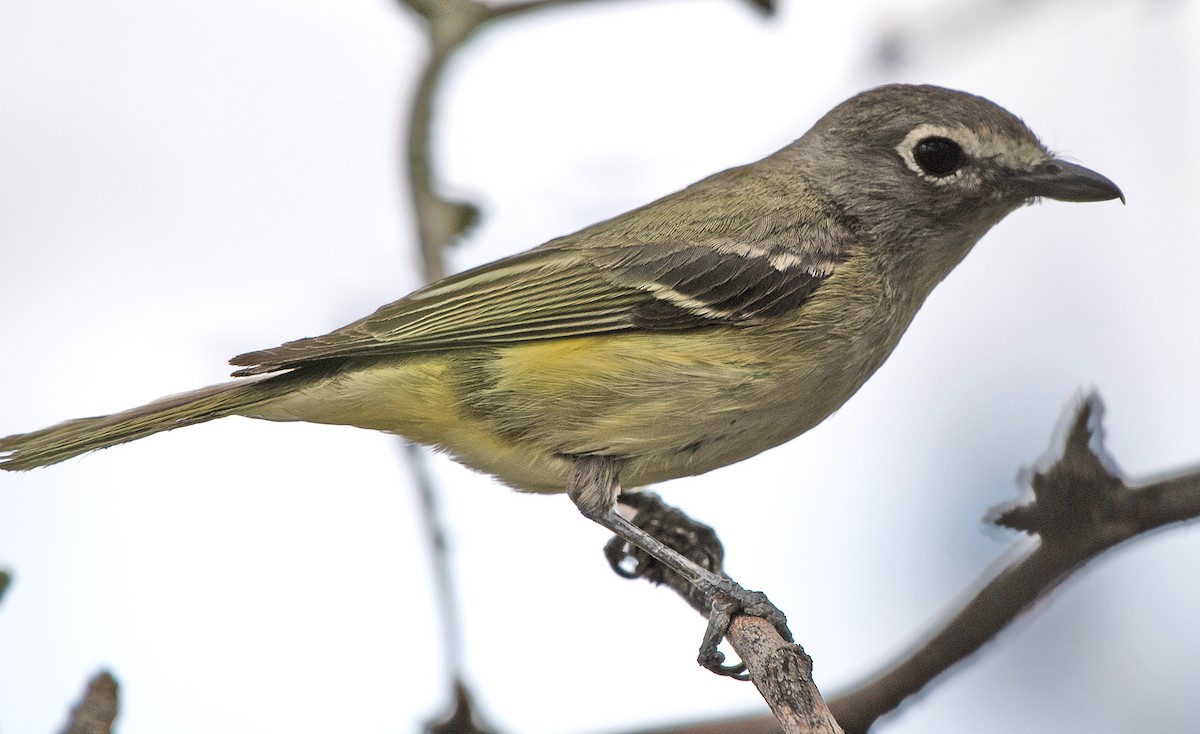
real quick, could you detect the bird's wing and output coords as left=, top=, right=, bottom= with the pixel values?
left=229, top=230, right=852, bottom=376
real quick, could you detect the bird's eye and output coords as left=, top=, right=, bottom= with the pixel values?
left=912, top=136, right=965, bottom=177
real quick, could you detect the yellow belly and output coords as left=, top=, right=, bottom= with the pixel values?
left=248, top=325, right=885, bottom=494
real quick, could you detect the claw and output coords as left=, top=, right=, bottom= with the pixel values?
left=738, top=589, right=793, bottom=643
left=698, top=647, right=749, bottom=679
left=697, top=584, right=792, bottom=677
left=596, top=493, right=794, bottom=678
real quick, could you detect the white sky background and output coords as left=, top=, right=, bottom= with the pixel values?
left=0, top=0, right=1198, bottom=732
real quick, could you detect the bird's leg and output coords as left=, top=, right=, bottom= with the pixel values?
left=567, top=455, right=792, bottom=677
left=603, top=491, right=723, bottom=616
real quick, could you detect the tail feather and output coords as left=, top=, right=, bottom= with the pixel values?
left=1, top=374, right=301, bottom=471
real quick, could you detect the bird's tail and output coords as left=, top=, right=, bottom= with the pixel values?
left=0, top=374, right=303, bottom=471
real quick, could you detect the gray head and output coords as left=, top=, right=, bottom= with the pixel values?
left=794, top=84, right=1122, bottom=252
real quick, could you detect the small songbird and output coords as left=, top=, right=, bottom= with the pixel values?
left=0, top=84, right=1123, bottom=672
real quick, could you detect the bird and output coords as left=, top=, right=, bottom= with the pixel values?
left=0, top=84, right=1123, bottom=673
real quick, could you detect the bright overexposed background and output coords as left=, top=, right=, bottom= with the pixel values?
left=1, top=1, right=1198, bottom=732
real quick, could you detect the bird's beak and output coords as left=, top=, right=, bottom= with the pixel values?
left=1012, top=158, right=1125, bottom=204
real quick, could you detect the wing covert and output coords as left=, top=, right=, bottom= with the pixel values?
left=229, top=214, right=855, bottom=376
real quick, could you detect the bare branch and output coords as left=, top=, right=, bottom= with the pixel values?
left=727, top=617, right=844, bottom=734
left=427, top=681, right=503, bottom=734
left=828, top=394, right=1200, bottom=733
left=59, top=671, right=119, bottom=734
left=401, top=440, right=467, bottom=681
left=399, top=0, right=490, bottom=281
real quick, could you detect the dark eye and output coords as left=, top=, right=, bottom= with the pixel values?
left=912, top=136, right=965, bottom=177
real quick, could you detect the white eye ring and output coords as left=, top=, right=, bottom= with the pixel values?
left=896, top=123, right=978, bottom=184
left=912, top=137, right=965, bottom=177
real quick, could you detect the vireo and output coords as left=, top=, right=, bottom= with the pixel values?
left=0, top=84, right=1123, bottom=673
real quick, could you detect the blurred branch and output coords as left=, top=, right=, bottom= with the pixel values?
left=400, top=0, right=488, bottom=282
left=0, top=568, right=10, bottom=606
left=400, top=440, right=467, bottom=682
left=395, top=1, right=784, bottom=732
left=609, top=393, right=1200, bottom=734
left=428, top=681, right=502, bottom=734
left=829, top=394, right=1200, bottom=733
left=399, top=0, right=773, bottom=279
left=59, top=671, right=119, bottom=734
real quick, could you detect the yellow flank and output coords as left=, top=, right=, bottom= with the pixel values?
left=249, top=324, right=874, bottom=495
left=477, top=333, right=776, bottom=456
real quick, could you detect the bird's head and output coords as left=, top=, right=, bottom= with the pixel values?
left=794, top=84, right=1123, bottom=279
